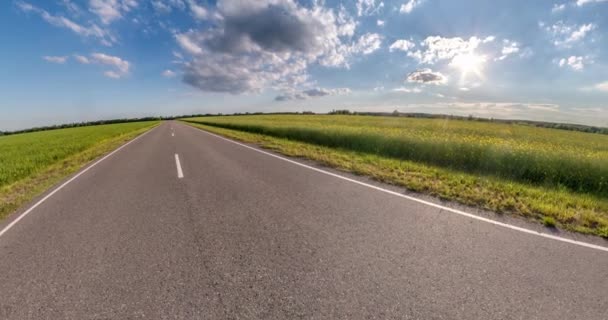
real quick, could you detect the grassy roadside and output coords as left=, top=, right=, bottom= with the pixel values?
left=184, top=121, right=608, bottom=238
left=0, top=122, right=158, bottom=221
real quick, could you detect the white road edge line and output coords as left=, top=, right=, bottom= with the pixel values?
left=0, top=126, right=157, bottom=239
left=184, top=124, right=608, bottom=253
left=175, top=154, right=184, bottom=178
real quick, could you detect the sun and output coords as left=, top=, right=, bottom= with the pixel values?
left=451, top=53, right=486, bottom=82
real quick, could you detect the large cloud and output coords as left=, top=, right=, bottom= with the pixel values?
left=177, top=0, right=381, bottom=94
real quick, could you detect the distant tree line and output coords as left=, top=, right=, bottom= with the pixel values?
left=0, top=117, right=161, bottom=136
left=327, top=110, right=608, bottom=135
left=167, top=111, right=321, bottom=119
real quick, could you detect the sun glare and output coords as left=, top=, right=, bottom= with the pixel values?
left=451, top=53, right=486, bottom=81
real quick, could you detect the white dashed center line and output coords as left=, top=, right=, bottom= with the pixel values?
left=174, top=154, right=184, bottom=178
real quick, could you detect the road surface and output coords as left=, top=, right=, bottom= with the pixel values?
left=1, top=121, right=606, bottom=319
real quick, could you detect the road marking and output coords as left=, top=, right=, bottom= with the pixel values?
left=0, top=126, right=157, bottom=239
left=172, top=132, right=174, bottom=137
left=175, top=154, right=184, bottom=178
left=184, top=124, right=608, bottom=253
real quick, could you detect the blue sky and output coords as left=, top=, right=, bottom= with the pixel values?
left=1, top=0, right=607, bottom=130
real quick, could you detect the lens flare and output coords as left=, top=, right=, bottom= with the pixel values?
left=451, top=53, right=486, bottom=82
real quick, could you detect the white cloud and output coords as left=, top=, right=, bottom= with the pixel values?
left=61, top=0, right=82, bottom=16
left=336, top=5, right=357, bottom=38
left=74, top=54, right=90, bottom=64
left=576, top=0, right=608, bottom=6
left=275, top=87, right=350, bottom=101
left=432, top=102, right=564, bottom=119
left=581, top=81, right=608, bottom=92
left=17, top=1, right=115, bottom=46
left=594, top=81, right=608, bottom=92
left=187, top=0, right=208, bottom=20
left=304, top=88, right=350, bottom=96
left=496, top=39, right=520, bottom=60
left=175, top=33, right=203, bottom=55
left=407, top=36, right=482, bottom=65
left=43, top=56, right=68, bottom=63
left=89, top=0, right=120, bottom=24
left=482, top=36, right=496, bottom=43
left=152, top=1, right=171, bottom=13
left=519, top=47, right=534, bottom=59
left=351, top=33, right=383, bottom=55
left=172, top=51, right=183, bottom=59
left=177, top=0, right=376, bottom=94
left=406, top=69, right=447, bottom=85
left=152, top=0, right=186, bottom=13
left=551, top=3, right=566, bottom=13
left=400, top=0, right=423, bottom=14
left=72, top=53, right=130, bottom=78
left=389, top=39, right=415, bottom=52
left=392, top=87, right=422, bottom=93
left=376, top=20, right=385, bottom=27
left=525, top=104, right=560, bottom=112
left=89, top=0, right=137, bottom=24
left=47, top=52, right=130, bottom=78
left=103, top=70, right=122, bottom=78
left=169, top=0, right=186, bottom=10
left=162, top=69, right=177, bottom=77
left=403, top=35, right=525, bottom=66
left=569, top=23, right=595, bottom=42
left=356, top=0, right=384, bottom=16
left=558, top=56, right=588, bottom=71
left=544, top=21, right=596, bottom=47
left=16, top=1, right=35, bottom=11
left=570, top=107, right=602, bottom=112
left=90, top=52, right=130, bottom=74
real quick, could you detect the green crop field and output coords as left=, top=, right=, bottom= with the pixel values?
left=0, top=121, right=158, bottom=220
left=184, top=115, right=608, bottom=237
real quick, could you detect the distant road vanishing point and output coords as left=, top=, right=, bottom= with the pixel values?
left=0, top=121, right=606, bottom=319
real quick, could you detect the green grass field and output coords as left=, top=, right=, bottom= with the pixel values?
left=0, top=121, right=158, bottom=220
left=184, top=115, right=608, bottom=237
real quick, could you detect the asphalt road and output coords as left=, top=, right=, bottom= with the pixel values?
left=0, top=121, right=606, bottom=319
